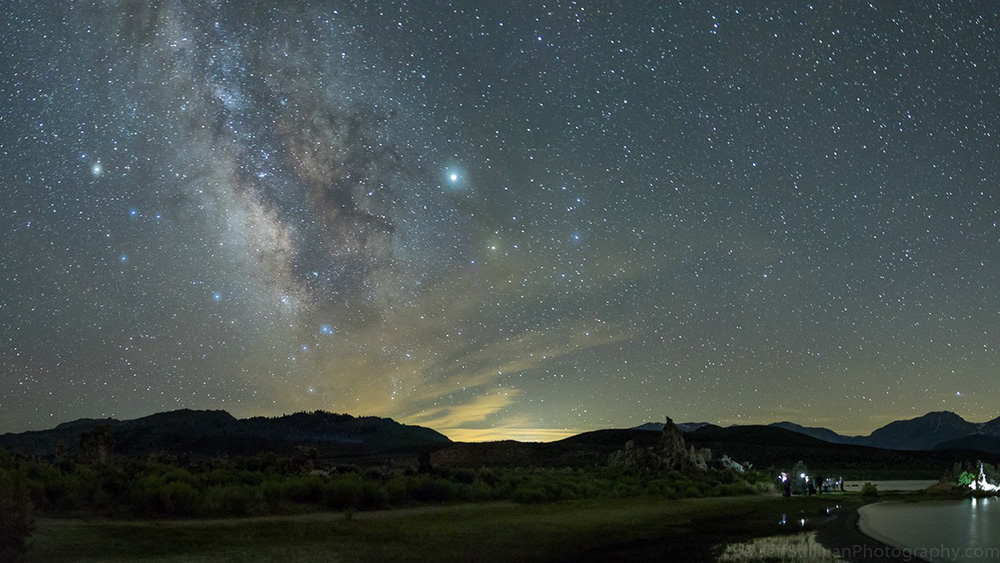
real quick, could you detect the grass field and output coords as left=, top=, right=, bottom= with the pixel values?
left=26, top=495, right=854, bottom=563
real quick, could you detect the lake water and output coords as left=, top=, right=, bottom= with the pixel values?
left=859, top=498, right=1000, bottom=563
left=843, top=480, right=938, bottom=492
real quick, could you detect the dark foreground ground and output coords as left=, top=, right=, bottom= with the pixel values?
left=814, top=504, right=922, bottom=563
left=26, top=494, right=922, bottom=563
left=578, top=497, right=922, bottom=563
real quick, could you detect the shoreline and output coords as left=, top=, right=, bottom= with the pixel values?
left=815, top=503, right=929, bottom=563
left=571, top=495, right=917, bottom=563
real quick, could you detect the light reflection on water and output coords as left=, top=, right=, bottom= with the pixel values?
left=843, top=480, right=938, bottom=492
left=778, top=513, right=807, bottom=527
left=860, top=497, right=1000, bottom=563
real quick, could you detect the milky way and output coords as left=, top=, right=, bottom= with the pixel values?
left=3, top=2, right=1000, bottom=439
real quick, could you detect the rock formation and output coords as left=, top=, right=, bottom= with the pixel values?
left=608, top=417, right=712, bottom=473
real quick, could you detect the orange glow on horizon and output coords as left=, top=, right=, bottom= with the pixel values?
left=440, top=427, right=583, bottom=443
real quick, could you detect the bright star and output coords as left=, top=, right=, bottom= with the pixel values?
left=444, top=168, right=464, bottom=189
left=320, top=324, right=334, bottom=335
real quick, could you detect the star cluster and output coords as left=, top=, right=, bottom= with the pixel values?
left=2, top=2, right=999, bottom=439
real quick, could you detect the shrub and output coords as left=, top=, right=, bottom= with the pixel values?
left=860, top=482, right=879, bottom=498
left=159, top=467, right=197, bottom=487
left=160, top=481, right=200, bottom=516
left=0, top=469, right=34, bottom=563
left=558, top=487, right=578, bottom=500
left=93, top=465, right=130, bottom=510
left=128, top=477, right=162, bottom=516
left=322, top=478, right=364, bottom=510
left=322, top=477, right=388, bottom=510
left=449, top=468, right=477, bottom=485
left=383, top=477, right=409, bottom=505
left=477, top=468, right=499, bottom=487
left=204, top=484, right=252, bottom=516
left=261, top=480, right=283, bottom=513
left=360, top=480, right=389, bottom=509
left=709, top=483, right=753, bottom=497
left=512, top=485, right=549, bottom=504
left=283, top=475, right=324, bottom=504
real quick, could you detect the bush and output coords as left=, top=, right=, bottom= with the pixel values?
left=204, top=484, right=252, bottom=516
left=410, top=475, right=452, bottom=503
left=709, top=483, right=753, bottom=497
left=322, top=478, right=364, bottom=510
left=261, top=480, right=283, bottom=513
left=861, top=482, right=879, bottom=498
left=512, top=485, right=549, bottom=504
left=448, top=468, right=477, bottom=485
left=160, top=481, right=200, bottom=516
left=0, top=469, right=34, bottom=563
left=283, top=475, right=324, bottom=504
left=383, top=477, right=409, bottom=505
left=159, top=466, right=197, bottom=487
left=477, top=468, right=499, bottom=487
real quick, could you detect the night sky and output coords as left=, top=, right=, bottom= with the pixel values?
left=3, top=2, right=999, bottom=440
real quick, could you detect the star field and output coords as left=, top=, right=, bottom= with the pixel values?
left=2, top=2, right=1000, bottom=440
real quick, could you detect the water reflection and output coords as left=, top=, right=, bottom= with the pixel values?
left=969, top=496, right=992, bottom=546
left=777, top=513, right=809, bottom=527
left=860, top=498, right=1000, bottom=563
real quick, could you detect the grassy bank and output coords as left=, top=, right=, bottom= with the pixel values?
left=28, top=495, right=853, bottom=563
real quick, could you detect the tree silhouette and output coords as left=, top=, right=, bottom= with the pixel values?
left=79, top=425, right=115, bottom=465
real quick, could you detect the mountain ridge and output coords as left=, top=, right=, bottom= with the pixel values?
left=636, top=410, right=1000, bottom=452
left=6, top=409, right=1000, bottom=463
left=0, top=408, right=450, bottom=460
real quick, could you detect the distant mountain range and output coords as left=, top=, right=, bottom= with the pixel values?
left=637, top=411, right=1000, bottom=454
left=5, top=408, right=1000, bottom=476
left=431, top=423, right=1000, bottom=479
left=0, top=409, right=450, bottom=460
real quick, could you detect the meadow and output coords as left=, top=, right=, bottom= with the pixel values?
left=27, top=495, right=850, bottom=563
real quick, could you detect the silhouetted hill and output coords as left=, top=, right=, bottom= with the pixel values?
left=54, top=417, right=117, bottom=431
left=430, top=423, right=1000, bottom=479
left=764, top=411, right=1000, bottom=453
left=934, top=434, right=1000, bottom=455
left=689, top=424, right=830, bottom=448
left=682, top=425, right=900, bottom=474
left=979, top=416, right=1000, bottom=438
left=683, top=424, right=1000, bottom=478
left=431, top=429, right=661, bottom=468
left=769, top=422, right=865, bottom=445
left=559, top=429, right=663, bottom=450
left=0, top=418, right=118, bottom=458
left=863, top=411, right=981, bottom=451
left=0, top=409, right=450, bottom=460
